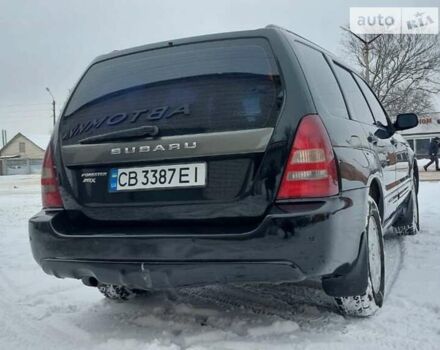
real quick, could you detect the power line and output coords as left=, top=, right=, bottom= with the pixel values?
left=0, top=110, right=52, bottom=114
left=0, top=103, right=48, bottom=109
left=0, top=116, right=51, bottom=121
left=0, top=115, right=54, bottom=120
left=0, top=107, right=51, bottom=112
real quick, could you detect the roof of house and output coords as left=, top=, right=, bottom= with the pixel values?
left=25, top=134, right=51, bottom=150
left=0, top=132, right=50, bottom=154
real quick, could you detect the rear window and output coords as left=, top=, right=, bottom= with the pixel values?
left=291, top=41, right=349, bottom=120
left=353, top=75, right=389, bottom=127
left=61, top=38, right=283, bottom=144
left=333, top=64, right=375, bottom=125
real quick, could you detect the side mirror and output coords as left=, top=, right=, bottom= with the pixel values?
left=394, top=113, right=418, bottom=131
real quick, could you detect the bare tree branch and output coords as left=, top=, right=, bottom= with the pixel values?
left=341, top=32, right=440, bottom=116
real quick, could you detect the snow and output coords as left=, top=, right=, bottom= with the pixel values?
left=0, top=175, right=439, bottom=349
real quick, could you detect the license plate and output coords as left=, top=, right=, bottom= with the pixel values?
left=109, top=163, right=206, bottom=192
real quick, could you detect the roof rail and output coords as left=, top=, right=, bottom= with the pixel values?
left=265, top=24, right=287, bottom=31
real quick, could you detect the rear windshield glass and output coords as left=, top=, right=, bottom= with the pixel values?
left=61, top=38, right=283, bottom=144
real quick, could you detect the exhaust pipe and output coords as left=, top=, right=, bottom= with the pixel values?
left=81, top=276, right=98, bottom=287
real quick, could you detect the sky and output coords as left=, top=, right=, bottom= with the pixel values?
left=0, top=0, right=439, bottom=139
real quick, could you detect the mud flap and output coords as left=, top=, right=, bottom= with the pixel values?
left=392, top=191, right=414, bottom=228
left=321, top=232, right=368, bottom=297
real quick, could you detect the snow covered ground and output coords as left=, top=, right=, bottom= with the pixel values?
left=0, top=175, right=439, bottom=350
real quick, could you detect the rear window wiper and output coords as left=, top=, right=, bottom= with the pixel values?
left=79, top=125, right=159, bottom=144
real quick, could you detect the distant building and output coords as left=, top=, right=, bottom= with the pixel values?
left=0, top=133, right=50, bottom=175
left=400, top=112, right=440, bottom=158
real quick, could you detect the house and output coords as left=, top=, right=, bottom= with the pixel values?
left=0, top=133, right=50, bottom=175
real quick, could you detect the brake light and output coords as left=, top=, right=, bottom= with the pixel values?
left=277, top=114, right=339, bottom=199
left=41, top=144, right=63, bottom=208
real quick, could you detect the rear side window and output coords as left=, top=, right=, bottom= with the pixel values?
left=333, top=64, right=375, bottom=125
left=293, top=42, right=348, bottom=120
left=61, top=38, right=282, bottom=144
left=353, top=75, right=389, bottom=127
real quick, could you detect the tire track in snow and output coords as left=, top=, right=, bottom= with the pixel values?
left=0, top=263, right=92, bottom=349
left=0, top=189, right=91, bottom=350
left=383, top=232, right=405, bottom=298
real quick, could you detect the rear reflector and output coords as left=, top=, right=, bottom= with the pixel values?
left=277, top=114, right=339, bottom=199
left=41, top=144, right=63, bottom=208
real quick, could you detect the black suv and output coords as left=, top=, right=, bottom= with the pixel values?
left=29, top=26, right=419, bottom=317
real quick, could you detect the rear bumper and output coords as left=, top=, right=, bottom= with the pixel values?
left=29, top=188, right=368, bottom=291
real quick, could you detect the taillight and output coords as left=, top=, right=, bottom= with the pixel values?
left=41, top=144, right=63, bottom=208
left=277, top=114, right=339, bottom=199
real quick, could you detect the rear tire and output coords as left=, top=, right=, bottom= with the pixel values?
left=334, top=196, right=385, bottom=317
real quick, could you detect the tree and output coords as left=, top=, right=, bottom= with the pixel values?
left=341, top=31, right=440, bottom=116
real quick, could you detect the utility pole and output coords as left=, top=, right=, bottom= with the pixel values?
left=45, top=87, right=56, bottom=126
left=341, top=27, right=382, bottom=84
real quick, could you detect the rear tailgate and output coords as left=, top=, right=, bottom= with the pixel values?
left=58, top=37, right=284, bottom=222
